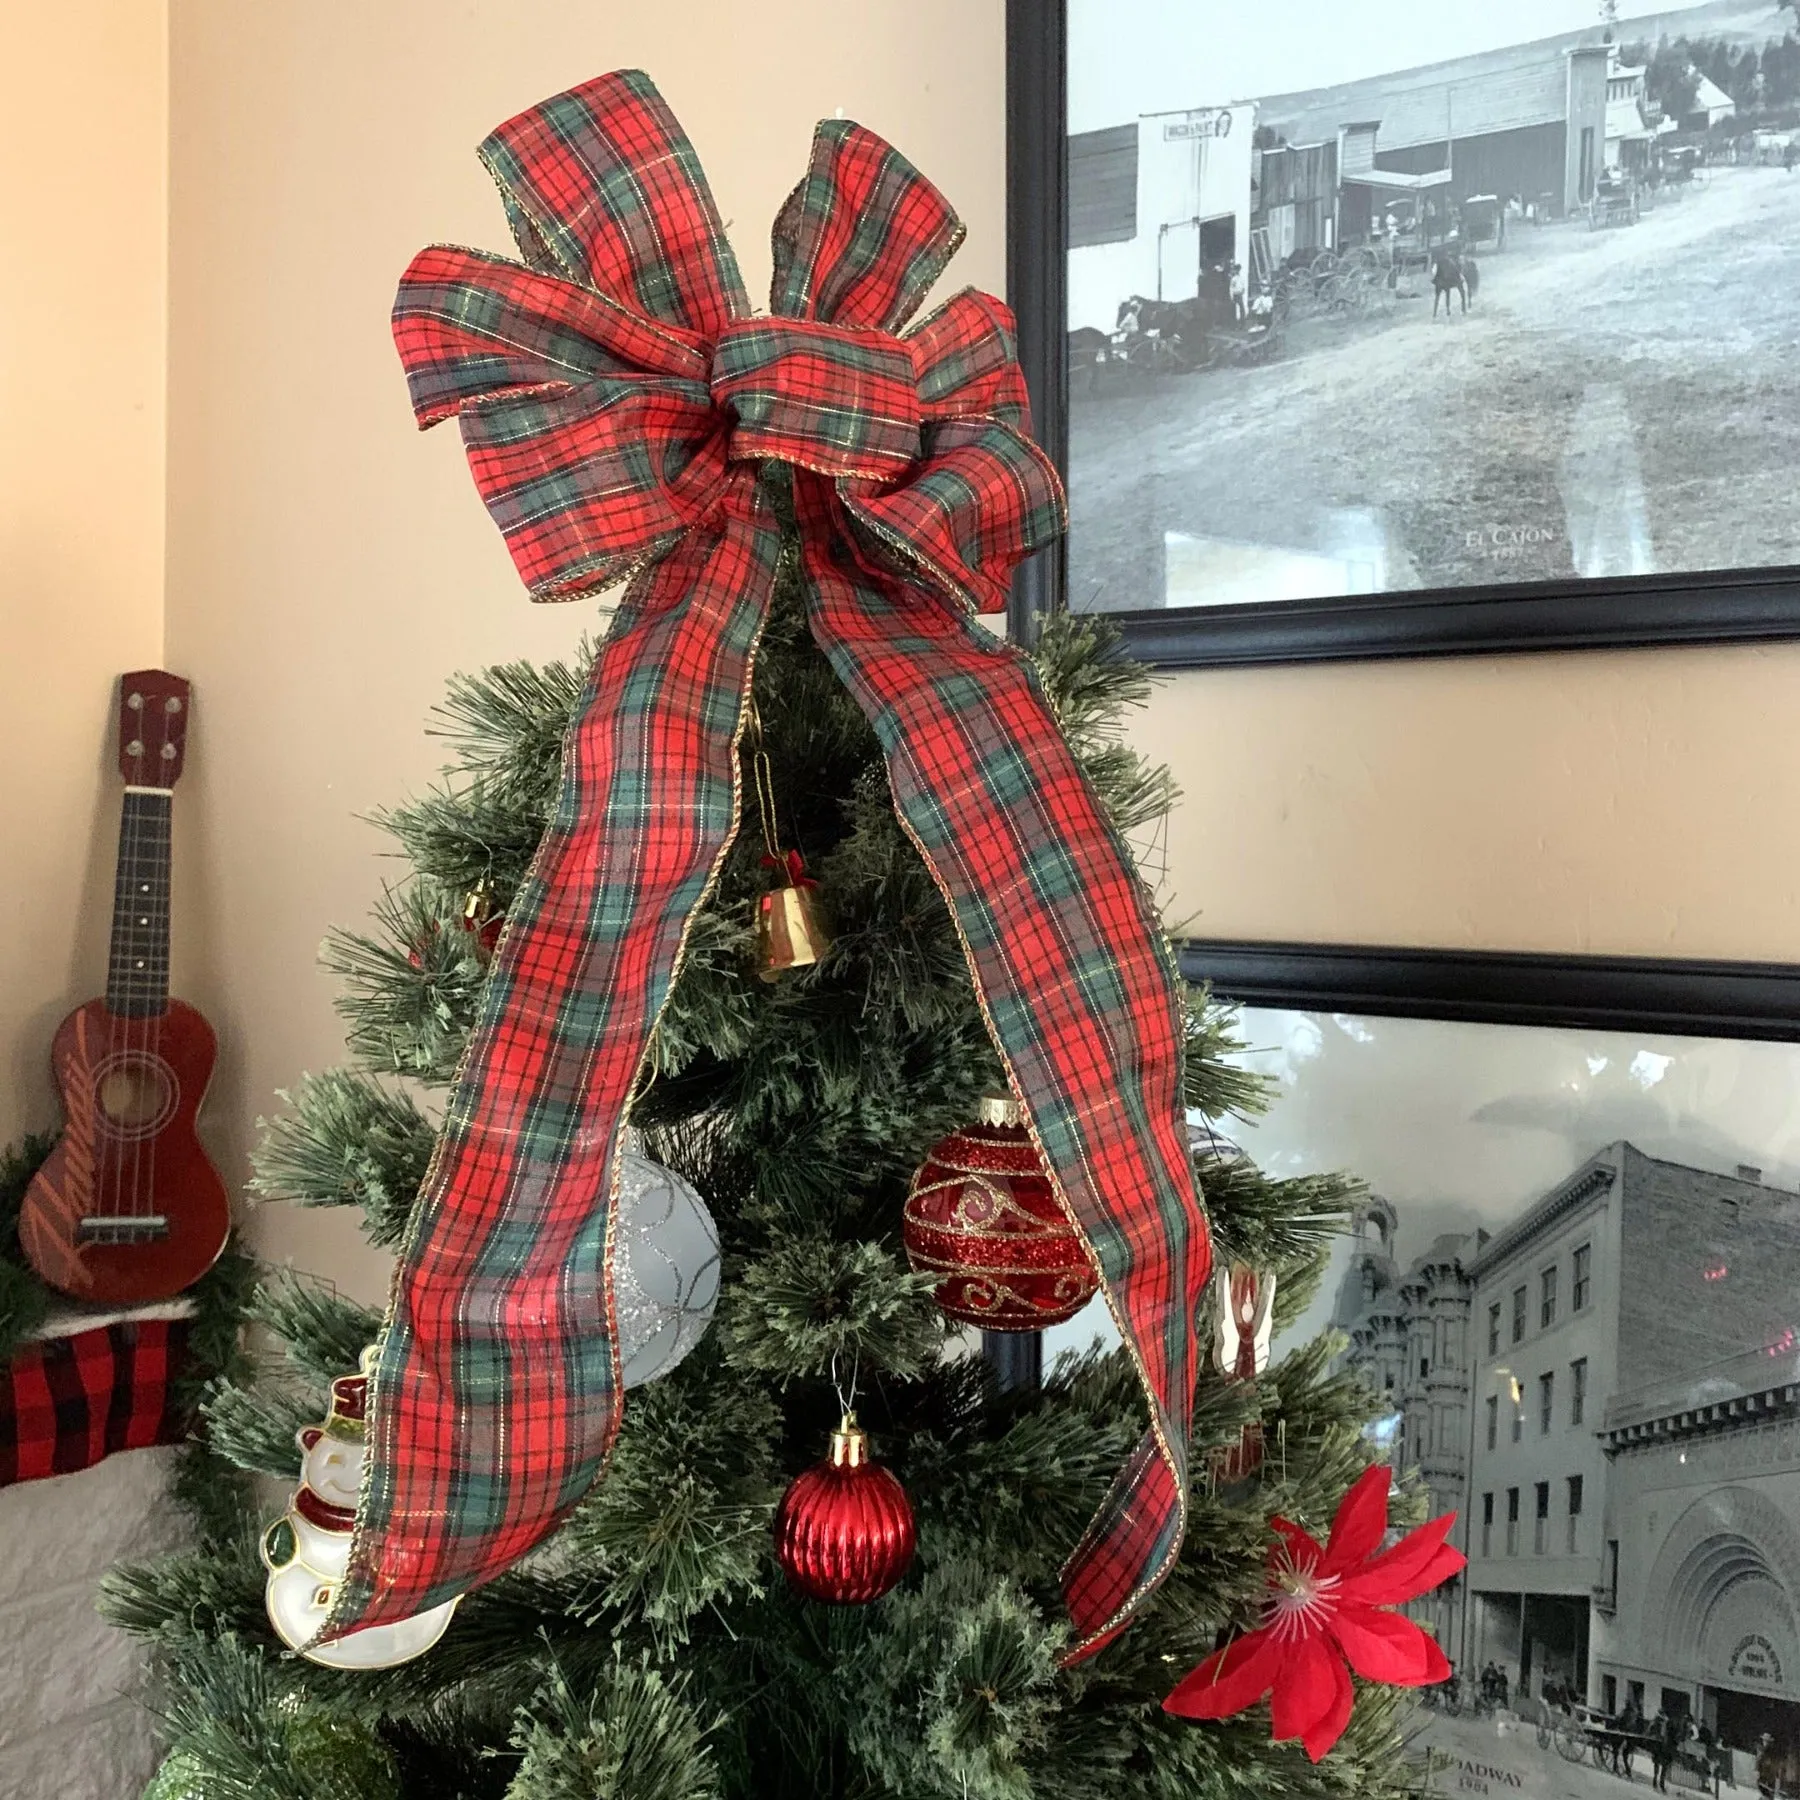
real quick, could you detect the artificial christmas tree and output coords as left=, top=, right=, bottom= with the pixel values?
left=101, top=612, right=1445, bottom=1799
left=103, top=73, right=1452, bottom=1799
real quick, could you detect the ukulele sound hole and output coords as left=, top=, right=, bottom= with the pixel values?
left=92, top=1054, right=178, bottom=1140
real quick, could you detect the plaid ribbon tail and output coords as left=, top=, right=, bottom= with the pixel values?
left=354, top=68, right=1209, bottom=1660
left=796, top=478, right=1210, bottom=1663
left=316, top=486, right=779, bottom=1640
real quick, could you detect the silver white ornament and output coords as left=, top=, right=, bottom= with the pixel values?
left=1189, top=1117, right=1251, bottom=1166
left=613, top=1151, right=721, bottom=1387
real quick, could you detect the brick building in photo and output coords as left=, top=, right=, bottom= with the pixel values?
left=1331, top=1198, right=1483, bottom=1655
left=1331, top=1145, right=1800, bottom=1757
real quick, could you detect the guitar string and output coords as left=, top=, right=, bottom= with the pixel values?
left=134, top=741, right=157, bottom=1230
left=140, top=698, right=176, bottom=1232
left=100, top=752, right=120, bottom=1240
left=122, top=694, right=171, bottom=1236
left=130, top=715, right=158, bottom=1231
left=144, top=697, right=175, bottom=1240
left=125, top=703, right=153, bottom=1233
left=108, top=696, right=143, bottom=1237
left=97, top=708, right=119, bottom=1237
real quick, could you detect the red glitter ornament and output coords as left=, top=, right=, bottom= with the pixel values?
left=773, top=1414, right=916, bottom=1605
left=903, top=1096, right=1100, bottom=1331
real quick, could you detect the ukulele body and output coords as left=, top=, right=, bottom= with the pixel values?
left=18, top=998, right=231, bottom=1305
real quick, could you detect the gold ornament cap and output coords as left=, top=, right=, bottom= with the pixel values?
left=829, top=1412, right=870, bottom=1469
left=975, top=1091, right=1025, bottom=1128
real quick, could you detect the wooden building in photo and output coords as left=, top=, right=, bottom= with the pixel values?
left=1066, top=102, right=1256, bottom=334
left=1065, top=28, right=1617, bottom=337
left=1259, top=37, right=1611, bottom=232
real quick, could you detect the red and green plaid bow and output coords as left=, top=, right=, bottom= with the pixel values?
left=321, top=70, right=1210, bottom=1666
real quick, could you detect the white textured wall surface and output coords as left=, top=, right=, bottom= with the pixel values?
left=0, top=1447, right=182, bottom=1798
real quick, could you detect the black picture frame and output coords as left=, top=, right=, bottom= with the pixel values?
left=1179, top=938, right=1800, bottom=1041
left=1004, top=0, right=1800, bottom=667
left=985, top=936, right=1800, bottom=1391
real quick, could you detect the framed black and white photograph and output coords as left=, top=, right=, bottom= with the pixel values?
left=1006, top=0, right=1800, bottom=664
left=1045, top=941, right=1800, bottom=1795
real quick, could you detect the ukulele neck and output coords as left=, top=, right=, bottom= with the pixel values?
left=106, top=787, right=172, bottom=1018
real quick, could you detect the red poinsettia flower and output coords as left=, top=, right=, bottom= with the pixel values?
left=1164, top=1464, right=1465, bottom=1761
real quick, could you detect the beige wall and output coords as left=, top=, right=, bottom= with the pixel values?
left=1153, top=641, right=1800, bottom=956
left=162, top=0, right=1007, bottom=1302
left=1, top=0, right=169, bottom=1150
left=12, top=2, right=1796, bottom=1304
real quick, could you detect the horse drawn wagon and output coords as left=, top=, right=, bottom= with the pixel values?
left=1068, top=284, right=1284, bottom=391
left=1588, top=170, right=1640, bottom=228
left=1541, top=1702, right=1724, bottom=1794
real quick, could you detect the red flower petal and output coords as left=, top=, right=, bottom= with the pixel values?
left=1329, top=1603, right=1441, bottom=1685
left=1271, top=1634, right=1345, bottom=1747
left=1164, top=1629, right=1282, bottom=1720
left=1270, top=1515, right=1324, bottom=1574
left=1411, top=1543, right=1469, bottom=1593
left=1339, top=1512, right=1464, bottom=1605
left=1302, top=1648, right=1357, bottom=1762
left=1322, top=1464, right=1392, bottom=1572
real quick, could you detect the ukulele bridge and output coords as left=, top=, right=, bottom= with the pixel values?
left=78, top=1215, right=171, bottom=1244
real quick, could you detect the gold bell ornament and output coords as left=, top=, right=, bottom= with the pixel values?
left=746, top=699, right=831, bottom=980
left=756, top=850, right=831, bottom=980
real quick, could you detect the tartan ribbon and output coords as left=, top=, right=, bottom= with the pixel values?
left=321, top=70, right=1210, bottom=1664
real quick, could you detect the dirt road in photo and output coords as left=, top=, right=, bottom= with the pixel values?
left=1416, top=1709, right=1714, bottom=1799
left=1068, top=163, right=1800, bottom=609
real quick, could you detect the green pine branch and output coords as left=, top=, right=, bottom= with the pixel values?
left=506, top=1650, right=721, bottom=1800
left=130, top=515, right=1440, bottom=1800
left=249, top=1067, right=437, bottom=1248
left=0, top=1131, right=59, bottom=1360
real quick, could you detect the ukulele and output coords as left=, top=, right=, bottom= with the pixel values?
left=17, top=671, right=231, bottom=1304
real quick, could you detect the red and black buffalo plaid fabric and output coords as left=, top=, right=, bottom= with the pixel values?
left=0, top=1317, right=190, bottom=1487
left=325, top=69, right=1210, bottom=1666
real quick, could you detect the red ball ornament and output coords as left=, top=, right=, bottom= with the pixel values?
left=774, top=1414, right=916, bottom=1605
left=903, top=1095, right=1101, bottom=1331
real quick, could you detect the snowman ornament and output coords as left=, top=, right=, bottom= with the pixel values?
left=260, top=1347, right=457, bottom=1668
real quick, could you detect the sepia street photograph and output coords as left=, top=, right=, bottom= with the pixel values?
left=1049, top=1008, right=1800, bottom=1794
left=1065, top=0, right=1800, bottom=613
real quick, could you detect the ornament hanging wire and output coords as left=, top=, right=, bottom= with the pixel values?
left=623, top=1023, right=664, bottom=1135
left=746, top=697, right=784, bottom=863
left=830, top=1348, right=860, bottom=1419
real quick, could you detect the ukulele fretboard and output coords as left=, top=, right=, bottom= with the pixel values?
left=106, top=790, right=172, bottom=1017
